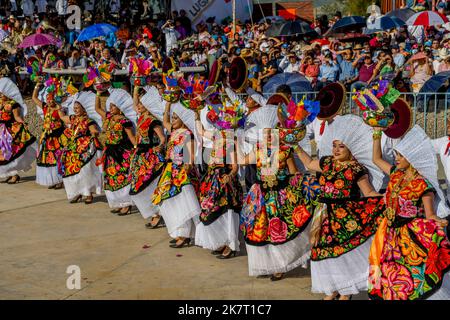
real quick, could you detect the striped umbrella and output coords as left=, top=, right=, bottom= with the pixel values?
left=406, top=10, right=448, bottom=27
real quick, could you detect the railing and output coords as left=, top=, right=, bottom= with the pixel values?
left=234, top=91, right=449, bottom=139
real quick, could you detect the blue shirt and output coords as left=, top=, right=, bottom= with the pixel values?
left=337, top=55, right=359, bottom=81
left=319, top=62, right=339, bottom=81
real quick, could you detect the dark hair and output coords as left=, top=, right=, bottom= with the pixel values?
left=276, top=84, right=292, bottom=96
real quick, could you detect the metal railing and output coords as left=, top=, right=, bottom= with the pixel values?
left=234, top=91, right=449, bottom=139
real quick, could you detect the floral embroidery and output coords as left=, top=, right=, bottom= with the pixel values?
left=368, top=166, right=450, bottom=300
left=0, top=101, right=36, bottom=164
left=311, top=156, right=384, bottom=261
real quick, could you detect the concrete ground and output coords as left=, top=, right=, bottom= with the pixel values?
left=0, top=167, right=335, bottom=300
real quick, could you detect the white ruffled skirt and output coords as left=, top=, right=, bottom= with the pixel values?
left=0, top=142, right=37, bottom=178
left=246, top=223, right=312, bottom=277
left=195, top=209, right=240, bottom=251
left=428, top=272, right=450, bottom=300
left=131, top=177, right=160, bottom=219
left=104, top=184, right=133, bottom=208
left=158, top=184, right=201, bottom=239
left=36, top=165, right=63, bottom=186
left=311, top=236, right=374, bottom=296
left=63, top=154, right=103, bottom=200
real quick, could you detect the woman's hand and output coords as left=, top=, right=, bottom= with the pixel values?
left=222, top=174, right=231, bottom=184
left=428, top=215, right=449, bottom=227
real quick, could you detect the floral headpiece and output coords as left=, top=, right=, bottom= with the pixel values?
left=129, top=57, right=155, bottom=87
left=208, top=97, right=246, bottom=130
left=26, top=56, right=46, bottom=83
left=352, top=79, right=400, bottom=113
left=44, top=77, right=72, bottom=103
left=161, top=75, right=182, bottom=102
left=278, top=98, right=320, bottom=129
left=180, top=75, right=217, bottom=111
left=83, top=62, right=114, bottom=89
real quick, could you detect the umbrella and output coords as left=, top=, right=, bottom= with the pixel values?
left=335, top=32, right=370, bottom=43
left=77, top=23, right=118, bottom=42
left=310, top=38, right=330, bottom=46
left=272, top=20, right=318, bottom=37
left=386, top=8, right=416, bottom=22
left=18, top=33, right=61, bottom=48
left=391, top=16, right=406, bottom=28
left=406, top=10, right=448, bottom=27
left=419, top=71, right=450, bottom=93
left=259, top=16, right=285, bottom=24
left=365, top=16, right=397, bottom=33
left=329, top=16, right=366, bottom=34
left=0, top=30, right=9, bottom=42
left=263, top=73, right=312, bottom=94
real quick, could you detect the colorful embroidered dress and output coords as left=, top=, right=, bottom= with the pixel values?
left=311, top=156, right=384, bottom=261
left=240, top=143, right=321, bottom=246
left=152, top=128, right=199, bottom=206
left=97, top=112, right=133, bottom=191
left=58, top=115, right=100, bottom=177
left=37, top=104, right=68, bottom=167
left=368, top=166, right=450, bottom=300
left=129, top=114, right=165, bottom=195
left=199, top=131, right=243, bottom=225
left=0, top=101, right=36, bottom=165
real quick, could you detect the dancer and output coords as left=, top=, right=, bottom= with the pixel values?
left=369, top=125, right=450, bottom=300
left=58, top=91, right=103, bottom=204
left=32, top=80, right=68, bottom=189
left=151, top=101, right=201, bottom=248
left=95, top=88, right=136, bottom=215
left=130, top=86, right=166, bottom=228
left=193, top=99, right=243, bottom=259
left=295, top=115, right=385, bottom=300
left=238, top=103, right=321, bottom=281
left=0, top=78, right=37, bottom=183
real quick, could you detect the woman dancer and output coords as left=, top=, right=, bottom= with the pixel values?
left=238, top=105, right=321, bottom=281
left=369, top=125, right=450, bottom=300
left=130, top=87, right=166, bottom=228
left=95, top=89, right=136, bottom=215
left=151, top=101, right=201, bottom=248
left=58, top=91, right=103, bottom=204
left=193, top=102, right=243, bottom=259
left=0, top=78, right=37, bottom=183
left=32, top=80, right=68, bottom=189
left=295, top=115, right=385, bottom=300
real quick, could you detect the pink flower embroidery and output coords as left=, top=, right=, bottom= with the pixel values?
left=380, top=262, right=414, bottom=300
left=324, top=182, right=335, bottom=194
left=398, top=197, right=419, bottom=218
left=268, top=217, right=287, bottom=243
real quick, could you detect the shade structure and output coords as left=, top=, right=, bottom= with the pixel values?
left=267, top=20, right=318, bottom=37
left=18, top=33, right=61, bottom=48
left=263, top=73, right=313, bottom=94
left=386, top=8, right=416, bottom=22
left=77, top=23, right=118, bottom=42
left=406, top=10, right=448, bottom=27
left=419, top=71, right=450, bottom=93
left=365, top=15, right=398, bottom=34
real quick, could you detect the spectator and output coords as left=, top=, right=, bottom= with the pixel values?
left=351, top=53, right=376, bottom=91
left=408, top=52, right=433, bottom=92
left=336, top=49, right=359, bottom=89
left=392, top=44, right=406, bottom=69
left=257, top=53, right=277, bottom=92
left=68, top=49, right=86, bottom=69
left=162, top=20, right=180, bottom=56
left=315, top=53, right=338, bottom=91
left=300, top=56, right=320, bottom=84
left=280, top=54, right=300, bottom=73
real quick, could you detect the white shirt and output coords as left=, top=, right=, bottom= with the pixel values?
left=306, top=117, right=339, bottom=158
left=432, top=136, right=450, bottom=199
left=36, top=0, right=48, bottom=13
left=55, top=0, right=68, bottom=15
left=21, top=0, right=34, bottom=16
left=162, top=27, right=179, bottom=50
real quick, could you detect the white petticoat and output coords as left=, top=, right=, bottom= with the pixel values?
left=158, top=184, right=201, bottom=239
left=245, top=223, right=312, bottom=277
left=194, top=209, right=240, bottom=251
left=36, top=165, right=63, bottom=186
left=63, top=155, right=103, bottom=200
left=131, top=177, right=160, bottom=219
left=0, top=142, right=37, bottom=178
left=104, top=184, right=133, bottom=208
left=428, top=272, right=450, bottom=300
left=311, top=236, right=374, bottom=296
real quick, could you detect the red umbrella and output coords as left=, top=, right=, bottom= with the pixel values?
left=18, top=33, right=61, bottom=48
left=310, top=38, right=330, bottom=46
left=406, top=10, right=448, bottom=26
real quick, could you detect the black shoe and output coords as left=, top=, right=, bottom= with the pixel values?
left=110, top=208, right=121, bottom=214
left=169, top=239, right=177, bottom=244
left=270, top=273, right=284, bottom=281
left=211, top=247, right=226, bottom=255
left=7, top=175, right=20, bottom=184
left=216, top=251, right=237, bottom=259
left=1, top=176, right=13, bottom=183
left=48, top=184, right=56, bottom=189
left=118, top=206, right=132, bottom=216
left=70, top=195, right=83, bottom=204
left=84, top=196, right=93, bottom=204
left=54, top=183, right=64, bottom=190
left=169, top=238, right=191, bottom=248
left=146, top=216, right=165, bottom=229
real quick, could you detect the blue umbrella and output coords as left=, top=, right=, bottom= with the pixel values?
left=420, top=71, right=450, bottom=93
left=77, top=23, right=118, bottom=42
left=391, top=16, right=406, bottom=28
left=330, top=16, right=366, bottom=33
left=263, top=73, right=312, bottom=94
left=365, top=16, right=397, bottom=34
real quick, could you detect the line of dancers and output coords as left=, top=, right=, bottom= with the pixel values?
left=1, top=76, right=450, bottom=300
